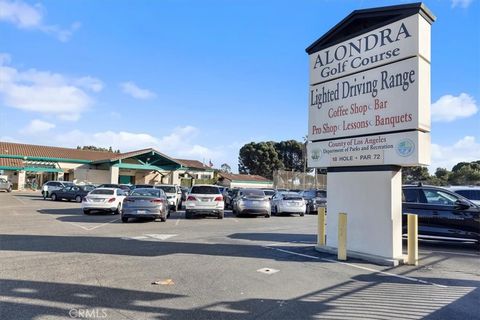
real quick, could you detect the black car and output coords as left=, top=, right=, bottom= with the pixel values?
left=301, top=189, right=327, bottom=214
left=50, top=185, right=96, bottom=202
left=402, top=185, right=480, bottom=244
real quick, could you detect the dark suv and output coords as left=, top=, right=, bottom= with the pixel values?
left=402, top=185, right=480, bottom=244
left=301, top=189, right=327, bottom=214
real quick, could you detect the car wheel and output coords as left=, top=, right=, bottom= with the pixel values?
left=83, top=209, right=90, bottom=215
left=300, top=212, right=305, bottom=217
left=114, top=204, right=121, bottom=215
left=161, top=216, right=167, bottom=222
left=217, top=211, right=224, bottom=219
left=7, top=187, right=12, bottom=193
left=51, top=193, right=57, bottom=201
left=75, top=195, right=82, bottom=203
left=121, top=216, right=128, bottom=223
left=265, top=214, right=271, bottom=218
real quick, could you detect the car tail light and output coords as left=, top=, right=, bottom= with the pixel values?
left=108, top=197, right=116, bottom=203
left=214, top=196, right=223, bottom=201
left=187, top=196, right=196, bottom=201
left=150, top=199, right=164, bottom=203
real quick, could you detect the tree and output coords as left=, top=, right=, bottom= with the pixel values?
left=274, top=140, right=305, bottom=172
left=220, top=163, right=231, bottom=174
left=238, top=142, right=284, bottom=179
left=77, top=145, right=120, bottom=153
left=402, top=166, right=430, bottom=184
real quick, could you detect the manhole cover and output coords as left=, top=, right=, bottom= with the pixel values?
left=256, top=268, right=279, bottom=275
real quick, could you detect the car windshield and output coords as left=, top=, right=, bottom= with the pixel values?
left=62, top=182, right=74, bottom=186
left=157, top=186, right=176, bottom=193
left=263, top=190, right=275, bottom=196
left=190, top=186, right=220, bottom=194
left=243, top=189, right=265, bottom=197
left=81, top=186, right=96, bottom=192
left=90, top=189, right=114, bottom=195
left=131, top=189, right=161, bottom=197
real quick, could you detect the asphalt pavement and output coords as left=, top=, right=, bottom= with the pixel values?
left=0, top=191, right=479, bottom=320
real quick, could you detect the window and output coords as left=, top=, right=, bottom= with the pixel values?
left=316, top=191, right=327, bottom=198
left=423, top=189, right=458, bottom=206
left=242, top=189, right=265, bottom=197
left=131, top=189, right=161, bottom=197
left=90, top=189, right=114, bottom=195
left=190, top=186, right=220, bottom=194
left=157, top=186, right=176, bottom=193
left=403, top=189, right=420, bottom=203
left=455, top=190, right=480, bottom=201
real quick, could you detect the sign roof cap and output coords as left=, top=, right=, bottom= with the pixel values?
left=306, top=2, right=435, bottom=54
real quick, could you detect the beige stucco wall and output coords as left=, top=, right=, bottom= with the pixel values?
left=74, top=168, right=111, bottom=184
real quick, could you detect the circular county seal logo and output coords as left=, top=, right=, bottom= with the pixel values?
left=396, top=139, right=415, bottom=157
left=311, top=149, right=322, bottom=161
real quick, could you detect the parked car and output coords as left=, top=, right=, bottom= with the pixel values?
left=185, top=184, right=224, bottom=219
left=271, top=192, right=306, bottom=216
left=402, top=185, right=480, bottom=244
left=232, top=189, right=271, bottom=218
left=97, top=183, right=130, bottom=194
left=225, top=188, right=240, bottom=209
left=448, top=186, right=480, bottom=206
left=121, top=188, right=168, bottom=223
left=42, top=181, right=74, bottom=199
left=155, top=184, right=182, bottom=211
left=301, top=189, right=327, bottom=214
left=262, top=189, right=275, bottom=200
left=180, top=187, right=189, bottom=202
left=0, top=177, right=12, bottom=192
left=82, top=188, right=127, bottom=215
left=50, top=185, right=95, bottom=202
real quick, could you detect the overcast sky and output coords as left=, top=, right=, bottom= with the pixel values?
left=0, top=0, right=478, bottom=172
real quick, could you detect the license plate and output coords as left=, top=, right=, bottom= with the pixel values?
left=93, top=199, right=103, bottom=202
left=200, top=198, right=210, bottom=202
left=137, top=210, right=146, bottom=214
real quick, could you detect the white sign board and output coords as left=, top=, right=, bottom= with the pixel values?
left=308, top=57, right=430, bottom=141
left=307, top=130, right=430, bottom=167
left=309, top=14, right=431, bottom=85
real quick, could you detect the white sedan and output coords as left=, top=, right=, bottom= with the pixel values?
left=82, top=188, right=127, bottom=215
left=271, top=192, right=306, bottom=216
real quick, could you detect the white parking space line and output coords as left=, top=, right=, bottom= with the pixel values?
left=85, top=218, right=120, bottom=231
left=62, top=218, right=120, bottom=231
left=175, top=218, right=181, bottom=226
left=265, top=246, right=448, bottom=288
left=233, top=218, right=239, bottom=223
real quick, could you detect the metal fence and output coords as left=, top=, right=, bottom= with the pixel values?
left=273, top=169, right=327, bottom=190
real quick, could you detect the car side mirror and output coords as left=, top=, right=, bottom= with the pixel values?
left=455, top=199, right=471, bottom=209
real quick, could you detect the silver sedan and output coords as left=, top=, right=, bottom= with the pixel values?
left=121, top=188, right=168, bottom=223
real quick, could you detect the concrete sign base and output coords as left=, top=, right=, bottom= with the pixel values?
left=317, top=167, right=404, bottom=266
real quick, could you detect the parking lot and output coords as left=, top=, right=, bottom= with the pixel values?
left=0, top=191, right=479, bottom=320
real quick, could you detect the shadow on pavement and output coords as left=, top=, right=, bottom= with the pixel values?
left=229, top=232, right=316, bottom=244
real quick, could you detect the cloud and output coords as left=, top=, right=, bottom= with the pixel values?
left=0, top=0, right=80, bottom=42
left=431, top=93, right=477, bottom=122
left=0, top=54, right=103, bottom=121
left=451, top=0, right=474, bottom=8
left=431, top=136, right=480, bottom=172
left=120, top=81, right=156, bottom=100
left=20, top=119, right=55, bottom=135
